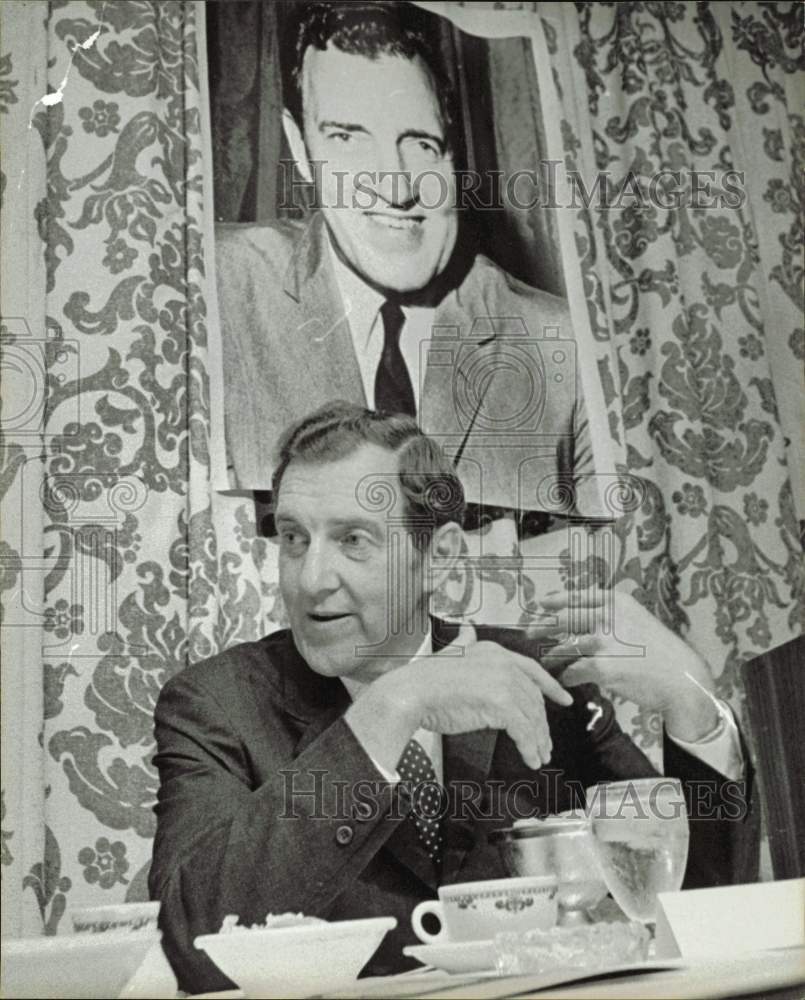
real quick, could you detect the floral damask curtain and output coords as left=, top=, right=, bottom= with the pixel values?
left=1, top=0, right=276, bottom=936
left=0, top=0, right=802, bottom=940
left=541, top=0, right=803, bottom=722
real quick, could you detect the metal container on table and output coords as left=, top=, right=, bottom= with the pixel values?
left=491, top=817, right=608, bottom=926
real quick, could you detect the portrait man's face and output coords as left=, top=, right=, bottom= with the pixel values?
left=275, top=443, right=441, bottom=683
left=284, top=45, right=459, bottom=295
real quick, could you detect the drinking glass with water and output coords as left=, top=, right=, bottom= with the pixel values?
left=585, top=778, right=690, bottom=925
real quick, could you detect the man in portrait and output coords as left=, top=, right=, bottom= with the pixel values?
left=151, top=403, right=756, bottom=995
left=215, top=0, right=597, bottom=527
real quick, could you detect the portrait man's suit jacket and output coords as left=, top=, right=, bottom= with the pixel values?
left=149, top=623, right=758, bottom=994
left=215, top=215, right=597, bottom=511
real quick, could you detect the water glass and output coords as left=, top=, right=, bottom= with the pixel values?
left=586, top=777, right=690, bottom=925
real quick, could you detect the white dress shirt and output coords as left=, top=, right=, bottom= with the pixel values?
left=343, top=633, right=442, bottom=783
left=329, top=248, right=434, bottom=411
left=342, top=634, right=744, bottom=783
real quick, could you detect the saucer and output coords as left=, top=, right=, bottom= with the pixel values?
left=403, top=939, right=497, bottom=974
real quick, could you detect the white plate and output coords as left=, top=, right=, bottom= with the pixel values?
left=402, top=942, right=688, bottom=984
left=403, top=939, right=497, bottom=974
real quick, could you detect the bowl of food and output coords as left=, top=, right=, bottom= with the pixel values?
left=1, top=930, right=162, bottom=999
left=194, top=913, right=397, bottom=997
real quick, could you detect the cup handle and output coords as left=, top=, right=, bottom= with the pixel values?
left=411, top=900, right=446, bottom=944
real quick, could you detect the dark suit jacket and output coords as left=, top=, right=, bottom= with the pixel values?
left=215, top=215, right=600, bottom=513
left=149, top=623, right=758, bottom=993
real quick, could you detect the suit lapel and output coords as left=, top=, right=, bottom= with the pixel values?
left=272, top=621, right=499, bottom=892
left=292, top=702, right=349, bottom=756
left=430, top=619, right=500, bottom=883
left=420, top=289, right=466, bottom=443
left=441, top=729, right=498, bottom=884
left=274, top=630, right=440, bottom=891
left=255, top=632, right=352, bottom=753
left=282, top=214, right=366, bottom=406
left=382, top=806, right=441, bottom=892
left=420, top=261, right=498, bottom=463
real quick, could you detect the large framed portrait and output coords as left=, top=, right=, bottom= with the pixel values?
left=204, top=0, right=615, bottom=536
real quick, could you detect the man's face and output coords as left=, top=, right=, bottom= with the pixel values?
left=275, top=444, right=431, bottom=683
left=286, top=45, right=458, bottom=295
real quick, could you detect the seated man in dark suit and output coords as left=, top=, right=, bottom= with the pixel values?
left=150, top=403, right=756, bottom=994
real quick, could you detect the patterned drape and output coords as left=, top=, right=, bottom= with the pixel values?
left=542, top=0, right=803, bottom=722
left=1, top=0, right=274, bottom=936
left=1, top=0, right=802, bottom=938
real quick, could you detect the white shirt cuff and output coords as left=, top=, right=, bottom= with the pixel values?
left=343, top=713, right=401, bottom=783
left=667, top=700, right=744, bottom=781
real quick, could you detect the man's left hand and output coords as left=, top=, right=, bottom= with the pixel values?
left=531, top=588, right=720, bottom=742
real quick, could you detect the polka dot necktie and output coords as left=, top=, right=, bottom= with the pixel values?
left=374, top=300, right=416, bottom=416
left=397, top=737, right=444, bottom=864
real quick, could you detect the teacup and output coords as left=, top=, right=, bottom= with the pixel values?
left=411, top=876, right=558, bottom=944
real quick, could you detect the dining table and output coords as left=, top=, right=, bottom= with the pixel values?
left=192, top=945, right=805, bottom=999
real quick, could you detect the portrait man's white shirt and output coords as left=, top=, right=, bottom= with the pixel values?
left=331, top=244, right=434, bottom=411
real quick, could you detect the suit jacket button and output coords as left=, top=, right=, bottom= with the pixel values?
left=335, top=824, right=354, bottom=845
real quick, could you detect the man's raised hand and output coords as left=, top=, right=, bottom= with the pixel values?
left=388, top=623, right=573, bottom=771
left=532, top=588, right=720, bottom=741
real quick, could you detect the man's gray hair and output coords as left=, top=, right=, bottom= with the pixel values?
left=272, top=401, right=466, bottom=547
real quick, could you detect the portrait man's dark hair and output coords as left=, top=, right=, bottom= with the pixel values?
left=272, top=401, right=466, bottom=546
left=283, top=0, right=459, bottom=154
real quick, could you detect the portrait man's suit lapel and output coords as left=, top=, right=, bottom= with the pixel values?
left=280, top=214, right=502, bottom=445
left=281, top=214, right=366, bottom=408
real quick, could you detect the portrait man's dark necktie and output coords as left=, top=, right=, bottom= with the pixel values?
left=396, top=737, right=444, bottom=864
left=374, top=300, right=416, bottom=416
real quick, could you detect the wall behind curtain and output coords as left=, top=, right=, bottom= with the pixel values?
left=0, top=0, right=802, bottom=937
